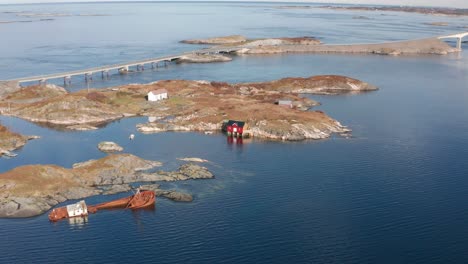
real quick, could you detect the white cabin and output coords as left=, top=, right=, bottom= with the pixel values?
left=148, top=89, right=168, bottom=102
left=66, top=200, right=88, bottom=217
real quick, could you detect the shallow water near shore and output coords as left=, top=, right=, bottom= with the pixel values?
left=1, top=2, right=468, bottom=264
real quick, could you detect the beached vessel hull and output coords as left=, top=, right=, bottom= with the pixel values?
left=48, top=190, right=155, bottom=222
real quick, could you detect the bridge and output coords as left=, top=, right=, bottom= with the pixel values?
left=5, top=46, right=242, bottom=86
left=3, top=32, right=467, bottom=86
left=437, top=32, right=468, bottom=51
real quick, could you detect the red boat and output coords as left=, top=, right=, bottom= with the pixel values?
left=48, top=189, right=155, bottom=222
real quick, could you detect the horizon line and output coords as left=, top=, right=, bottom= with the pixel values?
left=0, top=1, right=467, bottom=9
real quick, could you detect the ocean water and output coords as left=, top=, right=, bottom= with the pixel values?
left=1, top=2, right=468, bottom=263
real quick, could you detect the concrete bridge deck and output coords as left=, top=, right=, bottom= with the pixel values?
left=438, top=32, right=468, bottom=50
left=12, top=54, right=182, bottom=84
left=5, top=46, right=242, bottom=85
left=3, top=32, right=467, bottom=86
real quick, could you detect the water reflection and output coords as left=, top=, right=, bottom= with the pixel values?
left=227, top=136, right=243, bottom=145
left=131, top=205, right=156, bottom=232
left=67, top=216, right=88, bottom=227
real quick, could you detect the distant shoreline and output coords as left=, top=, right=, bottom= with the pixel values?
left=278, top=5, right=468, bottom=17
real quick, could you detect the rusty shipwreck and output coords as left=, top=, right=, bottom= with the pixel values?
left=48, top=189, right=155, bottom=222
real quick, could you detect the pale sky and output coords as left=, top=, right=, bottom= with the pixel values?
left=0, top=0, right=467, bottom=9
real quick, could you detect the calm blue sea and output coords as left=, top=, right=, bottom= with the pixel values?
left=1, top=2, right=468, bottom=263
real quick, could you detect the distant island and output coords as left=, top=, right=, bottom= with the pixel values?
left=316, top=5, right=468, bottom=16
left=181, top=34, right=459, bottom=56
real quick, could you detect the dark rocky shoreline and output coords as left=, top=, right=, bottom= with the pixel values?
left=0, top=154, right=213, bottom=218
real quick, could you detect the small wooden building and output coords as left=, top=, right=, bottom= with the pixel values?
left=277, top=99, right=293, bottom=108
left=148, top=89, right=168, bottom=102
left=222, top=120, right=246, bottom=137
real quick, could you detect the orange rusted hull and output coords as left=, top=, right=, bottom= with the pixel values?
left=48, top=190, right=155, bottom=222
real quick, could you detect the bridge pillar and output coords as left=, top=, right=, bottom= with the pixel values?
left=64, top=76, right=71, bottom=86
left=85, top=73, right=93, bottom=83
left=102, top=70, right=109, bottom=80
left=457, top=38, right=462, bottom=50
left=39, top=79, right=46, bottom=86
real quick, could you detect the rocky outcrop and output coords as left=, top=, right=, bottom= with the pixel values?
left=66, top=124, right=99, bottom=131
left=181, top=35, right=247, bottom=44
left=243, top=37, right=320, bottom=47
left=237, top=37, right=458, bottom=56
left=139, top=163, right=214, bottom=182
left=186, top=34, right=458, bottom=56
left=177, top=157, right=209, bottom=163
left=140, top=184, right=193, bottom=202
left=97, top=141, right=123, bottom=153
left=3, top=75, right=376, bottom=141
left=243, top=75, right=378, bottom=95
left=317, top=5, right=468, bottom=16
left=0, top=124, right=39, bottom=158
left=1, top=84, right=67, bottom=103
left=100, top=184, right=132, bottom=195
left=9, top=95, right=126, bottom=126
left=0, top=155, right=214, bottom=217
left=132, top=75, right=375, bottom=140
left=0, top=81, right=20, bottom=99
left=248, top=117, right=350, bottom=141
left=136, top=122, right=220, bottom=133
left=176, top=54, right=232, bottom=63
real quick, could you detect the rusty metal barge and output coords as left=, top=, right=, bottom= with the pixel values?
left=48, top=189, right=155, bottom=222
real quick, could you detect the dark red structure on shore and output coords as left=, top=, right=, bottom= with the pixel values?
left=222, top=120, right=245, bottom=137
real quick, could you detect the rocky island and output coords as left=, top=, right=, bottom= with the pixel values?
left=0, top=75, right=377, bottom=141
left=0, top=124, right=38, bottom=157
left=0, top=154, right=214, bottom=218
left=182, top=35, right=458, bottom=56
left=317, top=5, right=468, bottom=17
left=278, top=5, right=468, bottom=16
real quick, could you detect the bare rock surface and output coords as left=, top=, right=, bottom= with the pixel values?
left=176, top=53, right=232, bottom=63
left=66, top=124, right=99, bottom=131
left=0, top=124, right=39, bottom=158
left=139, top=163, right=214, bottom=182
left=140, top=184, right=193, bottom=202
left=97, top=141, right=124, bottom=153
left=181, top=35, right=247, bottom=44
left=236, top=37, right=457, bottom=55
left=244, top=75, right=378, bottom=95
left=177, top=157, right=209, bottom=163
left=0, top=154, right=213, bottom=217
left=0, top=81, right=21, bottom=99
